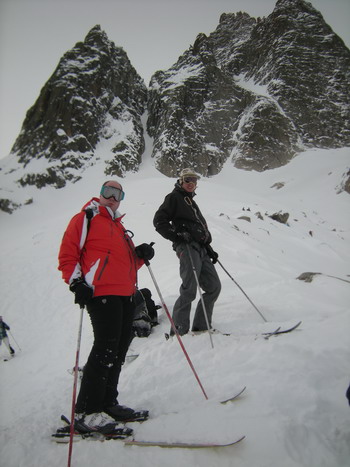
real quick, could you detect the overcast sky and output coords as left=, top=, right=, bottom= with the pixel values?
left=1, top=0, right=349, bottom=159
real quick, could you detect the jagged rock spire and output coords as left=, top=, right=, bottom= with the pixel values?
left=11, top=25, right=147, bottom=188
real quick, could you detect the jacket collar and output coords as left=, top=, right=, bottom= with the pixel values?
left=82, top=198, right=125, bottom=220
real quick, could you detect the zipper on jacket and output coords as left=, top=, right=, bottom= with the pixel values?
left=184, top=196, right=210, bottom=243
left=97, top=253, right=109, bottom=280
left=123, top=229, right=138, bottom=291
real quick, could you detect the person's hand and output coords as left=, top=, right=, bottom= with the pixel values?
left=176, top=231, right=192, bottom=243
left=135, top=243, right=155, bottom=261
left=206, top=245, right=219, bottom=264
left=69, top=278, right=93, bottom=307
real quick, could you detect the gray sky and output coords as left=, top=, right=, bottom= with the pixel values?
left=1, top=0, right=349, bottom=159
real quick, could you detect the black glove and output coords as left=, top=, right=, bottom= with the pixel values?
left=176, top=231, right=192, bottom=243
left=206, top=245, right=219, bottom=264
left=69, top=278, right=93, bottom=307
left=135, top=243, right=155, bottom=261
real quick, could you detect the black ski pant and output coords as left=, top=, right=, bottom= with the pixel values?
left=172, top=242, right=221, bottom=335
left=75, top=295, right=134, bottom=415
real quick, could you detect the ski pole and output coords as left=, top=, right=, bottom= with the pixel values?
left=217, top=260, right=268, bottom=323
left=67, top=306, right=84, bottom=467
left=9, top=330, right=22, bottom=351
left=144, top=257, right=208, bottom=400
left=186, top=244, right=214, bottom=349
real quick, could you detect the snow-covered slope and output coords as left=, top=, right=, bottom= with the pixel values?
left=0, top=145, right=349, bottom=467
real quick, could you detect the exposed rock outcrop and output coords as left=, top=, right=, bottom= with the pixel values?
left=10, top=25, right=147, bottom=188
left=147, top=0, right=350, bottom=176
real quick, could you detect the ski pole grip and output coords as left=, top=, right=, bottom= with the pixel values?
left=144, top=242, right=155, bottom=266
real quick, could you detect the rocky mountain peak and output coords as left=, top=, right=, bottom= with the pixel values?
left=8, top=24, right=147, bottom=190
left=147, top=0, right=350, bottom=176
left=84, top=24, right=109, bottom=47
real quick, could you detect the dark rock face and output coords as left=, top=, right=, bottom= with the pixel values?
left=239, top=0, right=350, bottom=148
left=147, top=0, right=350, bottom=176
left=147, top=17, right=258, bottom=177
left=11, top=25, right=147, bottom=188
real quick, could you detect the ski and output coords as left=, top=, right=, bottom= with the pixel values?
left=220, top=386, right=246, bottom=404
left=52, top=429, right=132, bottom=443
left=262, top=321, right=302, bottom=339
left=124, top=435, right=245, bottom=449
left=264, top=326, right=281, bottom=336
left=213, top=321, right=302, bottom=339
left=52, top=431, right=98, bottom=443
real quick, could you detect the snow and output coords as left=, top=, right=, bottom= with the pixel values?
left=236, top=74, right=271, bottom=97
left=0, top=141, right=350, bottom=467
left=163, top=63, right=204, bottom=89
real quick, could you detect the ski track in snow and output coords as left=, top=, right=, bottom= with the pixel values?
left=0, top=147, right=350, bottom=467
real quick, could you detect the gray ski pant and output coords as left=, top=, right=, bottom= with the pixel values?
left=172, top=243, right=221, bottom=335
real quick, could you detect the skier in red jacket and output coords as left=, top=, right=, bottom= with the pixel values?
left=58, top=180, right=154, bottom=432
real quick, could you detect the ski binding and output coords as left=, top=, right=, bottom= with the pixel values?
left=52, top=414, right=133, bottom=443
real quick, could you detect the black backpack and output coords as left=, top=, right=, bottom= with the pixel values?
left=132, top=288, right=160, bottom=337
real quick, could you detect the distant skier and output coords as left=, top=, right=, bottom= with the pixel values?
left=0, top=316, right=15, bottom=356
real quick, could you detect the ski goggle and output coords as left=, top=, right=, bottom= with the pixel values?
left=100, top=185, right=125, bottom=201
left=183, top=177, right=198, bottom=184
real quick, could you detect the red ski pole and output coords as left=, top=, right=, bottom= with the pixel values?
left=145, top=258, right=208, bottom=400
left=67, top=306, right=84, bottom=467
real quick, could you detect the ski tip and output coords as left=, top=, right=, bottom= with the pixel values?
left=220, top=386, right=247, bottom=404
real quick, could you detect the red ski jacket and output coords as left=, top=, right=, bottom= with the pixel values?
left=58, top=198, right=143, bottom=297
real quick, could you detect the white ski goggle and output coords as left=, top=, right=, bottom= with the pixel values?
left=100, top=185, right=125, bottom=201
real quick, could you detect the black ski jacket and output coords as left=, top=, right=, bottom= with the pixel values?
left=153, top=182, right=212, bottom=247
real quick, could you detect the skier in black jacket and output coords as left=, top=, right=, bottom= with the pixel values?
left=153, top=168, right=221, bottom=335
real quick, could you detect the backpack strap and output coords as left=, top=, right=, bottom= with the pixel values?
left=79, top=208, right=94, bottom=250
left=85, top=208, right=94, bottom=236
